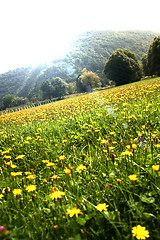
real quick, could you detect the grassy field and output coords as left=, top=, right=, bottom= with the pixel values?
left=0, top=77, right=160, bottom=239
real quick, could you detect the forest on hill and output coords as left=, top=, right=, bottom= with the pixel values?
left=0, top=30, right=159, bottom=109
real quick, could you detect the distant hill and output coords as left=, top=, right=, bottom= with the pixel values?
left=0, top=30, right=159, bottom=106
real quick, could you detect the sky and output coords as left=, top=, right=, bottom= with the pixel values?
left=0, top=0, right=160, bottom=74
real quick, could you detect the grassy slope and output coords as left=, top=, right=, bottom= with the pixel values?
left=0, top=77, right=160, bottom=239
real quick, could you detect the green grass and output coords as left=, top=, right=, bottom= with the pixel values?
left=0, top=77, right=160, bottom=239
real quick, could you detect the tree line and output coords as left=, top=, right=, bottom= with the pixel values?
left=1, top=33, right=160, bottom=109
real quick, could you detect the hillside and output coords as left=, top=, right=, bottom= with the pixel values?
left=0, top=30, right=159, bottom=107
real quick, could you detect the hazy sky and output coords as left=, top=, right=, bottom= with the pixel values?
left=0, top=0, right=160, bottom=73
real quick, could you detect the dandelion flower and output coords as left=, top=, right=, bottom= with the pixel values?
left=26, top=175, right=36, bottom=180
left=0, top=194, right=4, bottom=199
left=155, top=144, right=160, bottom=148
left=12, top=189, right=22, bottom=196
left=76, top=164, right=86, bottom=171
left=16, top=155, right=25, bottom=160
left=132, top=225, right=149, bottom=239
left=129, top=174, right=137, bottom=182
left=25, top=185, right=36, bottom=192
left=51, top=175, right=60, bottom=180
left=152, top=165, right=159, bottom=172
left=66, top=206, right=83, bottom=217
left=49, top=190, right=65, bottom=200
left=65, top=169, right=71, bottom=175
left=117, top=179, right=122, bottom=183
left=42, top=160, right=49, bottom=164
left=96, top=203, right=109, bottom=211
left=46, top=162, right=54, bottom=167
left=59, top=156, right=65, bottom=161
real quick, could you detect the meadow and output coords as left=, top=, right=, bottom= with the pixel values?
left=0, top=77, right=160, bottom=240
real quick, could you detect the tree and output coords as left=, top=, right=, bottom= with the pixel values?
left=51, top=77, right=67, bottom=99
left=80, top=69, right=101, bottom=92
left=2, top=94, right=14, bottom=109
left=40, top=80, right=53, bottom=99
left=104, top=49, right=142, bottom=86
left=145, top=36, right=160, bottom=76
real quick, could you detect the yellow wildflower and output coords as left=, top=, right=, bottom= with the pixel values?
left=76, top=164, right=86, bottom=171
left=96, top=203, right=109, bottom=212
left=26, top=174, right=36, bottom=180
left=51, top=175, right=60, bottom=180
left=152, top=165, right=159, bottom=172
left=132, top=225, right=149, bottom=239
left=65, top=168, right=71, bottom=175
left=66, top=206, right=83, bottom=217
left=12, top=189, right=22, bottom=196
left=16, top=155, right=25, bottom=160
left=59, top=156, right=65, bottom=161
left=0, top=194, right=4, bottom=199
left=49, top=190, right=65, bottom=200
left=46, top=162, right=54, bottom=167
left=128, top=174, right=137, bottom=182
left=25, top=185, right=36, bottom=192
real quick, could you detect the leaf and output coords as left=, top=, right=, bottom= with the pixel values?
left=103, top=211, right=116, bottom=221
left=143, top=212, right=156, bottom=219
left=76, top=217, right=86, bottom=226
left=140, top=195, right=155, bottom=204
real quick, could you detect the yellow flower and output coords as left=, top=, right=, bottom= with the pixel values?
left=6, top=160, right=12, bottom=165
left=51, top=175, right=60, bottom=180
left=142, top=125, right=146, bottom=130
left=16, top=155, right=25, bottom=160
left=11, top=172, right=22, bottom=177
left=155, top=144, right=160, bottom=148
left=11, top=164, right=17, bottom=169
left=0, top=194, right=4, bottom=199
left=4, top=155, right=11, bottom=160
left=101, top=140, right=108, bottom=145
left=132, top=225, right=149, bottom=239
left=46, top=162, right=54, bottom=167
left=42, top=160, right=49, bottom=164
left=152, top=165, right=159, bottom=172
left=26, top=136, right=32, bottom=141
left=76, top=164, right=86, bottom=171
left=110, top=131, right=115, bottom=136
left=25, top=185, right=36, bottom=192
left=117, top=179, right=122, bottom=183
left=121, top=150, right=133, bottom=156
left=132, top=144, right=137, bottom=149
left=109, top=146, right=115, bottom=150
left=26, top=174, right=36, bottom=180
left=49, top=190, right=65, bottom=200
left=96, top=203, right=109, bottom=212
left=25, top=171, right=31, bottom=175
left=59, top=155, right=65, bottom=161
left=129, top=174, right=137, bottom=182
left=12, top=189, right=22, bottom=196
left=65, top=168, right=71, bottom=175
left=66, top=206, right=83, bottom=217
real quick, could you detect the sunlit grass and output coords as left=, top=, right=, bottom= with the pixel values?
left=0, top=77, right=160, bottom=239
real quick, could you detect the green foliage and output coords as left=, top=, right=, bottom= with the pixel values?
left=41, top=77, right=68, bottom=99
left=2, top=94, right=28, bottom=109
left=2, top=94, right=14, bottom=108
left=144, top=36, right=160, bottom=76
left=80, top=69, right=101, bottom=91
left=0, top=78, right=160, bottom=239
left=104, top=49, right=142, bottom=86
left=0, top=30, right=159, bottom=105
left=51, top=77, right=68, bottom=98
